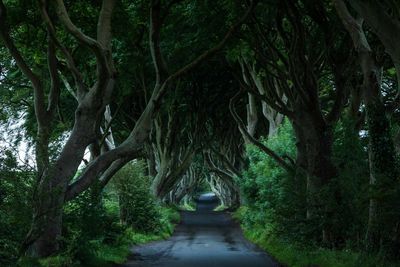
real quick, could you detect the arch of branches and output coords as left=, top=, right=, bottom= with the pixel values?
left=1, top=0, right=400, bottom=258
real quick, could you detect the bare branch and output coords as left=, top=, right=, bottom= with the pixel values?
left=52, top=0, right=115, bottom=92
left=99, top=157, right=135, bottom=188
left=210, top=147, right=242, bottom=178
left=46, top=38, right=60, bottom=115
left=53, top=0, right=104, bottom=55
left=97, top=0, right=116, bottom=49
left=38, top=0, right=87, bottom=99
left=0, top=1, right=40, bottom=88
left=65, top=146, right=140, bottom=201
left=229, top=91, right=294, bottom=172
left=204, top=151, right=238, bottom=190
left=333, top=0, right=371, bottom=53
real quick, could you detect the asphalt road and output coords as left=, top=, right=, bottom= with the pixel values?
left=119, top=193, right=279, bottom=267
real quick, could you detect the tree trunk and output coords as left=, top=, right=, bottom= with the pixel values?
left=365, top=100, right=399, bottom=253
left=246, top=93, right=258, bottom=140
left=333, top=0, right=400, bottom=253
left=24, top=109, right=97, bottom=256
left=26, top=191, right=64, bottom=257
left=359, top=49, right=398, bottom=253
left=292, top=111, right=338, bottom=246
left=147, top=156, right=157, bottom=178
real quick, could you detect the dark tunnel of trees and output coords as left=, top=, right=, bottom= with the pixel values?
left=1, top=0, right=400, bottom=266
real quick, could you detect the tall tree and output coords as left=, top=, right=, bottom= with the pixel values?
left=0, top=0, right=255, bottom=256
left=229, top=0, right=356, bottom=245
left=334, top=0, right=400, bottom=254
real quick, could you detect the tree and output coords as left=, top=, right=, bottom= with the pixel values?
left=229, top=0, right=357, bottom=245
left=334, top=0, right=400, bottom=254
left=0, top=0, right=255, bottom=257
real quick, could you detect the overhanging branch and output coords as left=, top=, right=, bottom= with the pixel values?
left=229, top=91, right=294, bottom=172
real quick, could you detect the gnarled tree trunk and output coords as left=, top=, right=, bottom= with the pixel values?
left=334, top=0, right=400, bottom=253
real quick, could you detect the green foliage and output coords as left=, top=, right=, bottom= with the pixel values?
left=0, top=0, right=398, bottom=265
left=13, top=160, right=180, bottom=267
left=111, top=160, right=162, bottom=233
left=236, top=116, right=400, bottom=265
left=61, top=184, right=119, bottom=267
left=235, top=206, right=400, bottom=267
left=332, top=117, right=370, bottom=246
left=365, top=102, right=400, bottom=255
left=41, top=160, right=181, bottom=267
left=179, top=200, right=196, bottom=211
left=213, top=204, right=228, bottom=211
left=0, top=149, right=34, bottom=266
left=237, top=120, right=307, bottom=241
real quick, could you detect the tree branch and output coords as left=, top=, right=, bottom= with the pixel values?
left=52, top=0, right=113, bottom=92
left=229, top=91, right=294, bottom=172
left=65, top=145, right=139, bottom=201
left=39, top=0, right=87, bottom=99
left=209, top=147, right=242, bottom=178
left=46, top=38, right=60, bottom=115
left=150, top=0, right=169, bottom=85
left=154, top=0, right=257, bottom=101
left=0, top=0, right=46, bottom=122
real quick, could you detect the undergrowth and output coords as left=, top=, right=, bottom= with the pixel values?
left=234, top=207, right=400, bottom=267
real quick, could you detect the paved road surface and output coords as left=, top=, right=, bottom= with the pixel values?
left=119, top=193, right=279, bottom=267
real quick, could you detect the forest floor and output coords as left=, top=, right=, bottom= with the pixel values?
left=117, top=194, right=279, bottom=267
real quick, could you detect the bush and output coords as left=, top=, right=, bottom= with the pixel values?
left=0, top=149, right=34, bottom=266
left=237, top=120, right=307, bottom=241
left=44, top=160, right=181, bottom=267
left=332, top=117, right=370, bottom=247
left=1, top=153, right=180, bottom=267
left=111, top=160, right=162, bottom=233
left=235, top=207, right=400, bottom=267
left=235, top=117, right=400, bottom=266
left=61, top=183, right=121, bottom=267
left=237, top=118, right=375, bottom=245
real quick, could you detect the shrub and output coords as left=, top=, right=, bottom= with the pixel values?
left=237, top=118, right=372, bottom=246
left=41, top=159, right=180, bottom=267
left=237, top=120, right=307, bottom=241
left=0, top=149, right=34, bottom=266
left=111, top=160, right=162, bottom=233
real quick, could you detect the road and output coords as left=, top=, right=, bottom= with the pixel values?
left=119, top=193, right=279, bottom=267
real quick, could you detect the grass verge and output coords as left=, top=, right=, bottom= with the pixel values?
left=233, top=207, right=400, bottom=267
left=19, top=207, right=180, bottom=267
left=179, top=202, right=196, bottom=211
left=213, top=204, right=228, bottom=211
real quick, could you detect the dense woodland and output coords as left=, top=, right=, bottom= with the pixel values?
left=1, top=0, right=400, bottom=266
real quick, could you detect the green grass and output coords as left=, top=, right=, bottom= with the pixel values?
left=18, top=207, right=180, bottom=267
left=179, top=202, right=196, bottom=211
left=33, top=231, right=170, bottom=267
left=81, top=231, right=164, bottom=266
left=213, top=204, right=228, bottom=211
left=91, top=207, right=180, bottom=266
left=234, top=207, right=400, bottom=267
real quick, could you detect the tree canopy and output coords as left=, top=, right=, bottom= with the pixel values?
left=1, top=0, right=400, bottom=266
